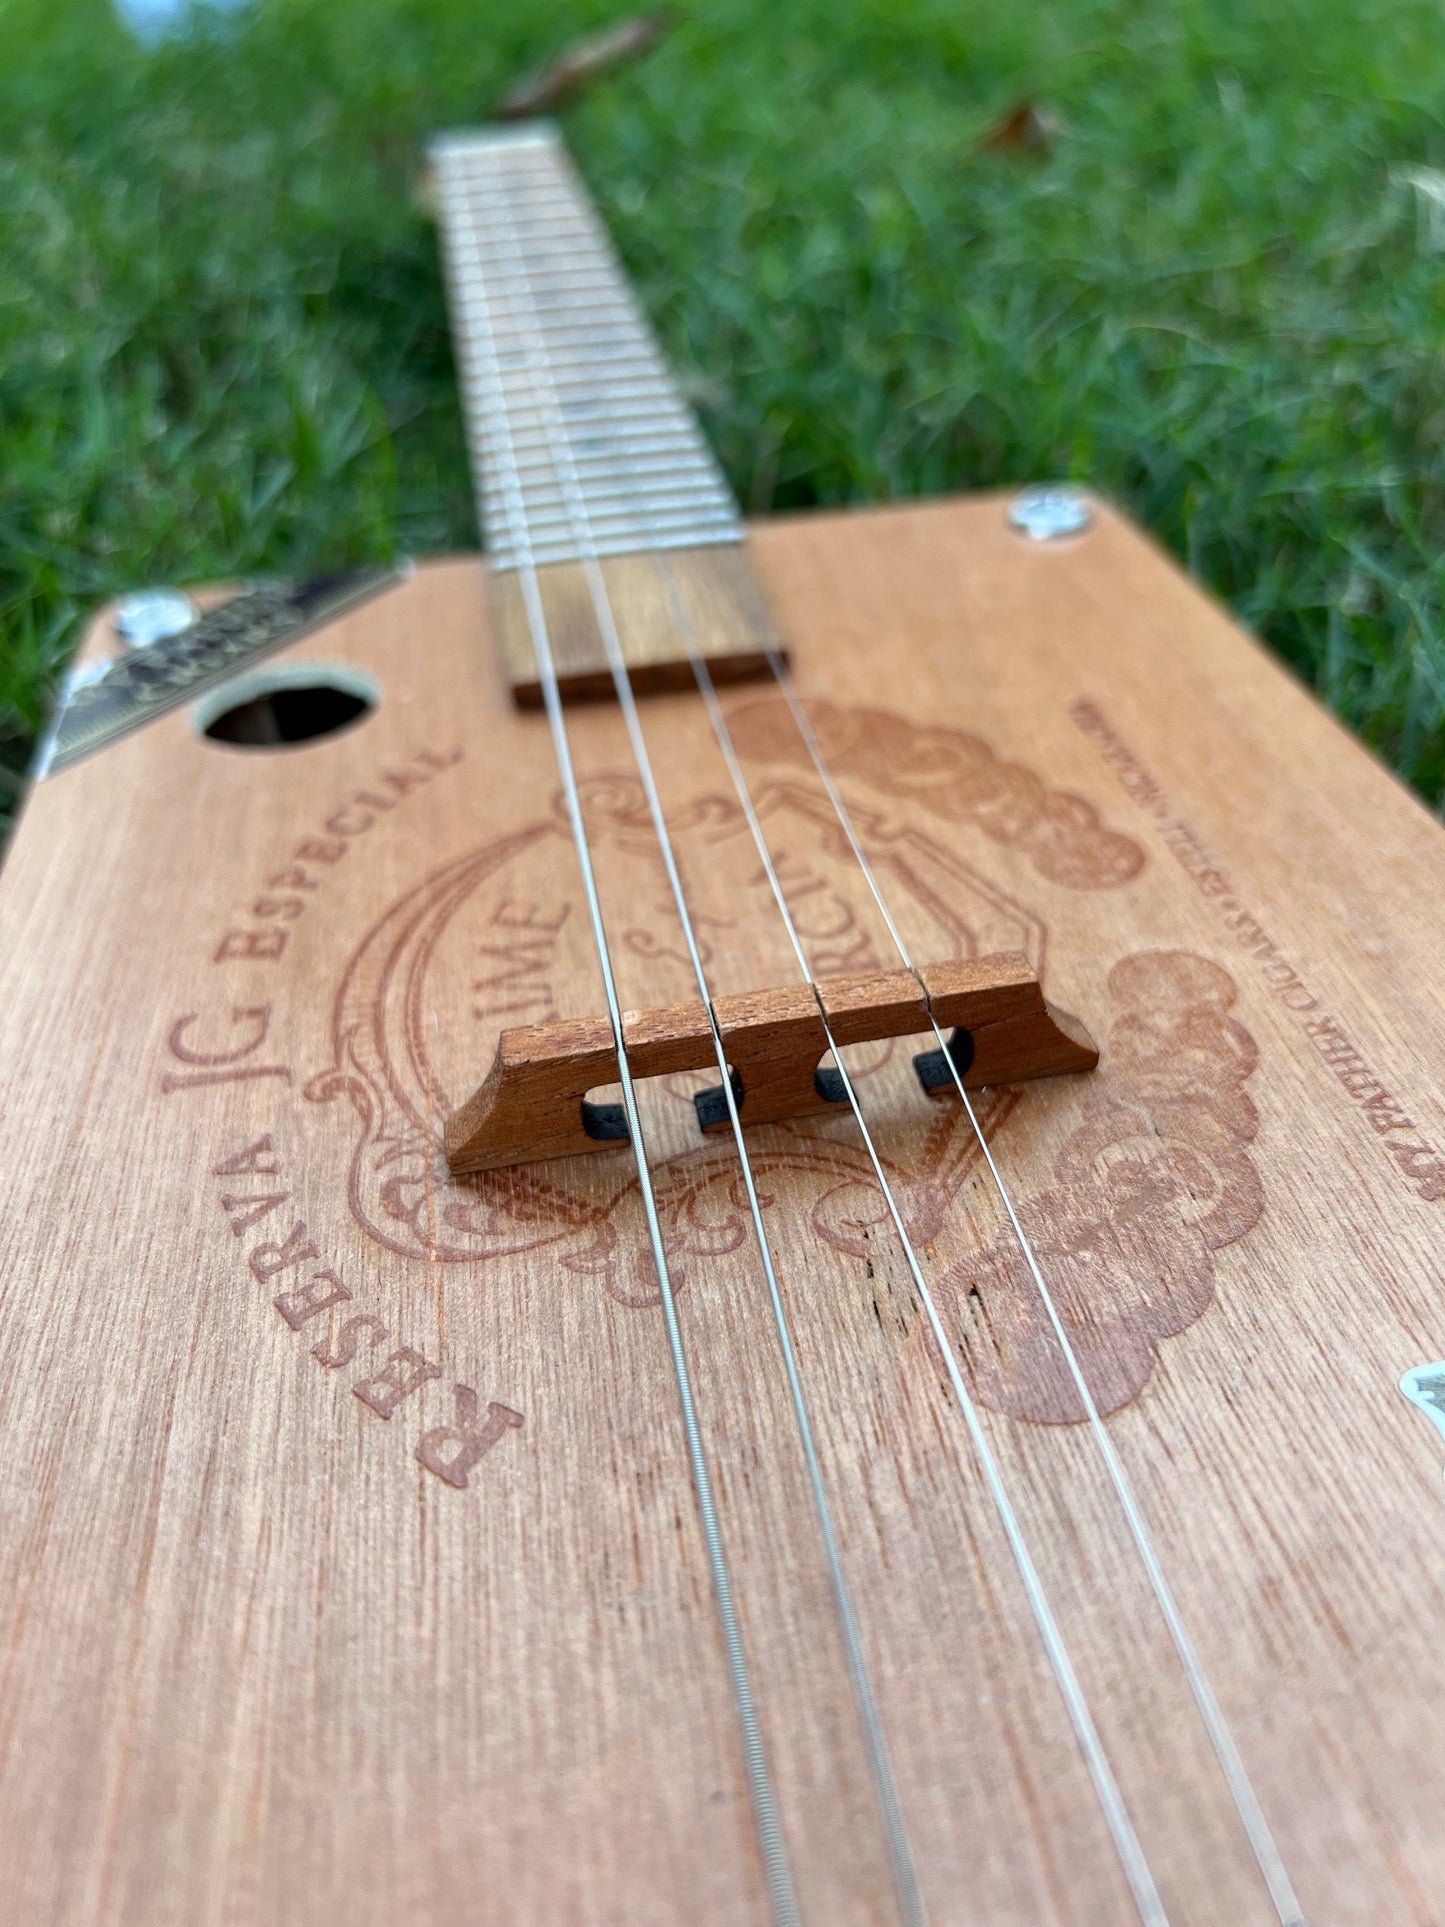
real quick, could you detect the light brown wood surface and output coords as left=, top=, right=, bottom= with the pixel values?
left=489, top=543, right=781, bottom=705
left=3, top=494, right=1445, bottom=1924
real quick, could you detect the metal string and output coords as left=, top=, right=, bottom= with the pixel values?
left=465, top=170, right=926, bottom=1927
left=685, top=650, right=1167, bottom=1926
left=464, top=158, right=1163, bottom=1927
left=743, top=648, right=1304, bottom=1927
left=439, top=175, right=801, bottom=1927
left=591, top=582, right=926, bottom=1927
left=446, top=137, right=1164, bottom=1924
left=467, top=151, right=1169, bottom=1926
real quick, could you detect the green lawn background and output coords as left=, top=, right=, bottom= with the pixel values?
left=4, top=0, right=1445, bottom=826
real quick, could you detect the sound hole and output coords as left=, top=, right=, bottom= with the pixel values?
left=196, top=665, right=378, bottom=749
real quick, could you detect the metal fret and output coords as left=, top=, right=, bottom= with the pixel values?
left=517, top=528, right=740, bottom=570
left=433, top=126, right=743, bottom=574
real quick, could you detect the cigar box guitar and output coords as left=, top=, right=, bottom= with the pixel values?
left=3, top=123, right=1445, bottom=1925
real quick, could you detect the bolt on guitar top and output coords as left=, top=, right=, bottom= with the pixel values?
left=3, top=120, right=1445, bottom=1927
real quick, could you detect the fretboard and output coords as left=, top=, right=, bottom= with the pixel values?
left=430, top=124, right=778, bottom=707
left=431, top=125, right=743, bottom=573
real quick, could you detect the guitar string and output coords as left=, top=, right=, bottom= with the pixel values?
left=438, top=171, right=802, bottom=1927
left=475, top=150, right=1179, bottom=1927
left=463, top=155, right=1167, bottom=1924
left=462, top=167, right=925, bottom=1927
left=677, top=645, right=1166, bottom=1927
left=739, top=647, right=1305, bottom=1927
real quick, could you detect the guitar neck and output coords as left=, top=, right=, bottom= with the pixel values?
left=432, top=125, right=776, bottom=705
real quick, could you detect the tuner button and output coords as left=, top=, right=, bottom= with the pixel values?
left=1008, top=485, right=1092, bottom=541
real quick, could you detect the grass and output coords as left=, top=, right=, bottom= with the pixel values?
left=4, top=0, right=1445, bottom=830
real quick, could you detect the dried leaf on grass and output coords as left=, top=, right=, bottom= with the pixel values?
left=978, top=99, right=1062, bottom=156
left=497, top=11, right=677, bottom=122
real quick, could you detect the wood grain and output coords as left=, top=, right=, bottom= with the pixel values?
left=443, top=954, right=1097, bottom=1174
left=489, top=542, right=782, bottom=705
left=2, top=496, right=1445, bottom=1923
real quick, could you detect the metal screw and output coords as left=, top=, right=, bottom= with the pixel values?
left=114, top=587, right=197, bottom=648
left=1007, top=485, right=1093, bottom=542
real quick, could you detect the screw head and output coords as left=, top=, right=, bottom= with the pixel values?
left=114, top=587, right=197, bottom=648
left=1007, top=485, right=1092, bottom=542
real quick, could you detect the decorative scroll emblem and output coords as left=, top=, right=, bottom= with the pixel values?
left=724, top=696, right=1146, bottom=890
left=933, top=950, right=1264, bottom=1421
left=306, top=772, right=1037, bottom=1296
left=40, top=568, right=403, bottom=775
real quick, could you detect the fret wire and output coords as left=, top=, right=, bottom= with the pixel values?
left=460, top=237, right=615, bottom=254
left=548, top=378, right=679, bottom=397
left=536, top=401, right=706, bottom=428
left=488, top=527, right=742, bottom=571
left=478, top=476, right=724, bottom=507
left=491, top=521, right=737, bottom=548
left=467, top=417, right=700, bottom=443
left=490, top=329, right=649, bottom=353
left=439, top=128, right=741, bottom=570
left=496, top=333, right=646, bottom=351
left=475, top=384, right=685, bottom=410
left=468, top=361, right=698, bottom=398
left=486, top=314, right=641, bottom=333
left=482, top=474, right=727, bottom=504
left=487, top=450, right=724, bottom=485
left=482, top=498, right=735, bottom=529
left=460, top=304, right=647, bottom=336
left=480, top=429, right=715, bottom=464
left=550, top=379, right=684, bottom=400
left=460, top=360, right=678, bottom=387
left=434, top=140, right=801, bottom=1926
left=470, top=410, right=709, bottom=437
left=458, top=201, right=607, bottom=229
left=500, top=355, right=671, bottom=379
left=491, top=478, right=735, bottom=509
left=457, top=267, right=636, bottom=299
left=457, top=361, right=686, bottom=403
left=444, top=198, right=741, bottom=569
left=466, top=223, right=607, bottom=249
left=482, top=506, right=737, bottom=541
left=469, top=135, right=929, bottom=1927
left=491, top=506, right=738, bottom=536
left=494, top=510, right=740, bottom=536
left=508, top=451, right=717, bottom=480
left=482, top=501, right=734, bottom=529
left=484, top=528, right=740, bottom=558
left=485, top=463, right=724, bottom=487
